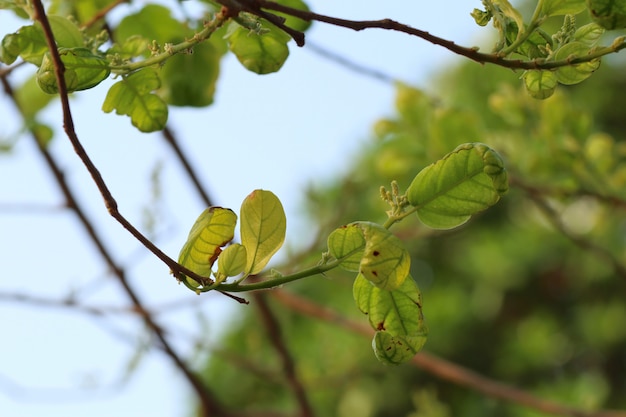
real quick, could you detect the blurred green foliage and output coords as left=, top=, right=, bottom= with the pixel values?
left=198, top=55, right=626, bottom=416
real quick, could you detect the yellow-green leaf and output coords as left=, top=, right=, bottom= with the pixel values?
left=353, top=274, right=428, bottom=364
left=328, top=222, right=410, bottom=291
left=240, top=190, right=286, bottom=275
left=217, top=243, right=247, bottom=278
left=406, top=143, right=508, bottom=230
left=37, top=48, right=110, bottom=94
left=178, top=207, right=237, bottom=288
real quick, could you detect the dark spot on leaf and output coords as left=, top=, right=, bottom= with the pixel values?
left=386, top=346, right=392, bottom=351
left=371, top=270, right=378, bottom=277
left=377, top=322, right=386, bottom=331
left=373, top=250, right=380, bottom=256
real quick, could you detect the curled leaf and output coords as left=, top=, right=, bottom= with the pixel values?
left=178, top=207, right=237, bottom=288
left=37, top=48, right=110, bottom=94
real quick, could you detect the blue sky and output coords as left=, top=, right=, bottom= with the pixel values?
left=0, top=1, right=484, bottom=416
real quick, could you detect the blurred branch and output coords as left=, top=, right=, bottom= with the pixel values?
left=80, top=0, right=129, bottom=29
left=253, top=293, right=314, bottom=417
left=272, top=290, right=626, bottom=417
left=514, top=179, right=626, bottom=281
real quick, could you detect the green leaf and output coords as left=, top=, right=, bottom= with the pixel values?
left=159, top=39, right=222, bottom=107
left=217, top=244, right=247, bottom=278
left=327, top=223, right=366, bottom=272
left=240, top=190, right=286, bottom=275
left=226, top=22, right=290, bottom=74
left=102, top=68, right=168, bottom=132
left=522, top=70, right=558, bottom=99
left=0, top=25, right=47, bottom=65
left=542, top=0, right=587, bottom=17
left=47, top=15, right=84, bottom=48
left=573, top=23, right=605, bottom=46
left=553, top=42, right=601, bottom=85
left=328, top=222, right=410, bottom=291
left=273, top=0, right=312, bottom=32
left=178, top=207, right=238, bottom=288
left=353, top=274, right=428, bottom=364
left=15, top=75, right=55, bottom=119
left=406, top=143, right=509, bottom=230
left=586, top=0, right=626, bottom=29
left=36, top=48, right=110, bottom=94
left=115, top=4, right=186, bottom=46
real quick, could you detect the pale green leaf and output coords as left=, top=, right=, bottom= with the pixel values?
left=353, top=274, right=428, bottom=364
left=406, top=143, right=508, bottom=230
left=0, top=25, right=47, bottom=65
left=573, top=23, right=605, bottom=46
left=554, top=42, right=601, bottom=85
left=15, top=75, right=55, bottom=119
left=523, top=70, right=557, bottom=99
left=115, top=4, right=186, bottom=46
left=273, top=0, right=312, bottom=32
left=328, top=222, right=410, bottom=291
left=240, top=190, right=286, bottom=275
left=217, top=244, right=247, bottom=278
left=327, top=223, right=366, bottom=272
left=586, top=0, right=626, bottom=29
left=102, top=68, right=168, bottom=132
left=226, top=22, right=290, bottom=74
left=542, top=0, right=586, bottom=17
left=47, top=15, right=84, bottom=48
left=178, top=207, right=237, bottom=288
left=37, top=48, right=110, bottom=94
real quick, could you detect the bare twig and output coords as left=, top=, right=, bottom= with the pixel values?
left=253, top=293, right=314, bottom=417
left=272, top=290, right=626, bottom=417
left=22, top=2, right=229, bottom=415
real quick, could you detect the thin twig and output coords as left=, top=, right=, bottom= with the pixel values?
left=253, top=293, right=314, bottom=417
left=25, top=2, right=228, bottom=415
left=272, top=290, right=626, bottom=417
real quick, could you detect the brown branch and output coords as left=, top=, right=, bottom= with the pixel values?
left=271, top=290, right=626, bottom=417
left=252, top=0, right=626, bottom=70
left=253, top=293, right=314, bottom=417
left=21, top=3, right=230, bottom=415
left=80, top=0, right=129, bottom=29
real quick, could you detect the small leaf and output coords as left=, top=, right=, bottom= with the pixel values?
left=226, top=22, right=290, bottom=74
left=178, top=207, right=237, bottom=288
left=102, top=68, right=168, bottom=132
left=0, top=25, right=47, bottom=65
left=115, top=4, right=186, bottom=46
left=217, top=244, right=247, bottom=278
left=37, top=48, right=110, bottom=94
left=522, top=70, right=558, bottom=99
left=240, top=190, right=286, bottom=275
left=353, top=274, right=428, bottom=364
left=542, top=0, right=587, bottom=17
left=328, top=222, right=410, bottom=291
left=553, top=42, right=601, bottom=85
left=327, top=223, right=366, bottom=272
left=586, top=0, right=626, bottom=29
left=406, top=143, right=508, bottom=230
left=573, top=23, right=605, bottom=46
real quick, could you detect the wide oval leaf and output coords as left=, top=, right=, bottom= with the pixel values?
left=226, top=22, right=290, bottom=74
left=406, top=143, right=508, bottom=230
left=178, top=207, right=237, bottom=288
left=554, top=42, right=601, bottom=85
left=240, top=190, right=286, bottom=275
left=327, top=223, right=366, bottom=272
left=217, top=243, right=247, bottom=278
left=523, top=70, right=557, bottom=99
left=37, top=48, right=110, bottom=94
left=353, top=274, right=428, bottom=364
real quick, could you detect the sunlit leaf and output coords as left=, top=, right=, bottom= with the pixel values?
left=406, top=143, right=508, bottom=230
left=523, top=70, right=557, bottom=99
left=353, top=274, right=428, bottom=364
left=586, top=0, right=626, bottom=29
left=328, top=222, right=410, bottom=291
left=240, top=190, right=286, bottom=275
left=327, top=223, right=366, bottom=272
left=102, top=68, right=168, bottom=132
left=178, top=207, right=237, bottom=288
left=37, top=48, right=110, bottom=94
left=0, top=25, right=46, bottom=65
left=226, top=22, right=290, bottom=74
left=554, top=42, right=601, bottom=85
left=573, top=23, right=605, bottom=46
left=217, top=243, right=247, bottom=278
left=542, top=0, right=586, bottom=17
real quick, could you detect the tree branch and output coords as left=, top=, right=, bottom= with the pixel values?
left=271, top=290, right=626, bottom=417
